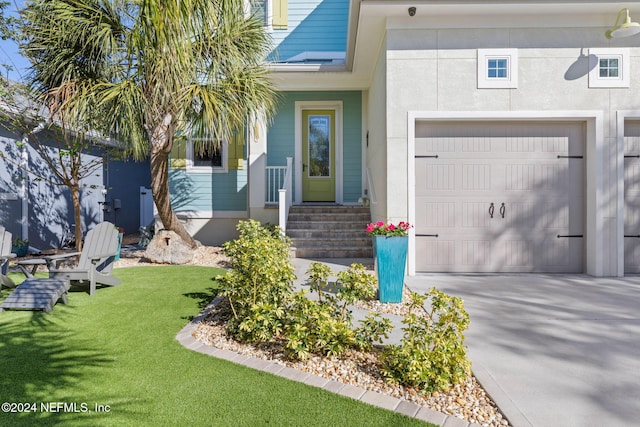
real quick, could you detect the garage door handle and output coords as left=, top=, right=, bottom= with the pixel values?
left=489, top=203, right=494, bottom=218
left=500, top=203, right=506, bottom=218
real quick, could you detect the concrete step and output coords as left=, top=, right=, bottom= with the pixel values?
left=290, top=237, right=371, bottom=248
left=287, top=212, right=372, bottom=222
left=288, top=205, right=370, bottom=214
left=286, top=221, right=369, bottom=231
left=287, top=229, right=370, bottom=239
left=286, top=205, right=373, bottom=259
left=294, top=246, right=374, bottom=259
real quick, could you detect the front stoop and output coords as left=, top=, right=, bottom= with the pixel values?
left=285, top=205, right=373, bottom=258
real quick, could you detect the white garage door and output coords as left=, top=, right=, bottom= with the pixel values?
left=415, top=122, right=585, bottom=273
left=624, top=121, right=640, bottom=273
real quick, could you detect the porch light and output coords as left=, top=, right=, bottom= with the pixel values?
left=605, top=8, right=640, bottom=39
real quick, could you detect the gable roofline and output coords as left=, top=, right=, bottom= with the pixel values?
left=0, top=79, right=122, bottom=148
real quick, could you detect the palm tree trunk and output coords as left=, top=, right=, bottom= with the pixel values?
left=71, top=185, right=83, bottom=252
left=150, top=148, right=197, bottom=249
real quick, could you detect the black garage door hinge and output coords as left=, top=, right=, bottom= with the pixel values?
left=557, top=156, right=583, bottom=159
left=557, top=234, right=584, bottom=238
left=624, top=234, right=640, bottom=238
left=625, top=155, right=640, bottom=158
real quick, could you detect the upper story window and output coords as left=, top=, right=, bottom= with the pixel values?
left=599, top=58, right=619, bottom=78
left=188, top=138, right=228, bottom=173
left=248, top=0, right=287, bottom=29
left=478, top=49, right=518, bottom=89
left=487, top=58, right=509, bottom=78
left=589, top=48, right=629, bottom=88
left=250, top=0, right=267, bottom=25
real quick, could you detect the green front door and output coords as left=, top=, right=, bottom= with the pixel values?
left=302, top=110, right=336, bottom=202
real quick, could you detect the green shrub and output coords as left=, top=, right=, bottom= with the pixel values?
left=218, top=220, right=295, bottom=342
left=306, top=261, right=335, bottom=303
left=283, top=262, right=391, bottom=359
left=284, top=292, right=356, bottom=360
left=380, top=289, right=471, bottom=393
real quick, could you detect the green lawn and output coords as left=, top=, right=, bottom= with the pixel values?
left=0, top=266, right=432, bottom=427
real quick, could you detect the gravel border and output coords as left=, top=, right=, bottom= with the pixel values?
left=177, top=298, right=484, bottom=427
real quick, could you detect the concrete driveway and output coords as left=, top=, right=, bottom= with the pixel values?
left=405, top=274, right=640, bottom=427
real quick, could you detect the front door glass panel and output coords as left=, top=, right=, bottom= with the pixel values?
left=308, top=115, right=331, bottom=178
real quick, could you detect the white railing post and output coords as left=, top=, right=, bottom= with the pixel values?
left=278, top=157, right=293, bottom=233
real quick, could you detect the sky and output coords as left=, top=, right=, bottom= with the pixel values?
left=0, top=0, right=30, bottom=81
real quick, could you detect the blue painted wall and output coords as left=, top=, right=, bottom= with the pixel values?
left=0, top=124, right=148, bottom=249
left=267, top=91, right=362, bottom=203
left=102, top=157, right=151, bottom=234
left=269, top=0, right=348, bottom=62
left=169, top=161, right=248, bottom=212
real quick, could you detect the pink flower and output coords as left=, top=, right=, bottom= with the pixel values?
left=366, top=220, right=412, bottom=236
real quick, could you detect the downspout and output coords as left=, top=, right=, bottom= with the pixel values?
left=246, top=117, right=251, bottom=220
left=20, top=134, right=28, bottom=241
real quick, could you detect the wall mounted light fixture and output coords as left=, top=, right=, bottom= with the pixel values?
left=408, top=7, right=416, bottom=17
left=606, top=8, right=640, bottom=39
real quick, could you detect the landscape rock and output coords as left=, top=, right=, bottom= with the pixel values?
left=144, top=230, right=196, bottom=264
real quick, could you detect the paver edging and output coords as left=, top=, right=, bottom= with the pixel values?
left=175, top=300, right=481, bottom=427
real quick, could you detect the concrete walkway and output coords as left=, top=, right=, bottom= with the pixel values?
left=405, top=273, right=640, bottom=427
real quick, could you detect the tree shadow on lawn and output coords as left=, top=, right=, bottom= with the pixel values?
left=0, top=310, right=142, bottom=426
left=181, top=276, right=225, bottom=321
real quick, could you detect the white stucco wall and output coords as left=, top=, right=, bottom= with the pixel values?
left=365, top=36, right=388, bottom=224
left=382, top=23, right=640, bottom=276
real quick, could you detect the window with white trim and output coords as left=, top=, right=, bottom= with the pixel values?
left=187, top=138, right=228, bottom=173
left=589, top=48, right=630, bottom=88
left=477, top=49, right=518, bottom=89
left=247, top=0, right=287, bottom=29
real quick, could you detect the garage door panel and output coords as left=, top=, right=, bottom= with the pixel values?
left=624, top=134, right=640, bottom=272
left=415, top=122, right=584, bottom=273
left=460, top=240, right=493, bottom=266
left=461, top=202, right=493, bottom=228
left=625, top=238, right=640, bottom=273
left=416, top=200, right=456, bottom=228
left=503, top=200, right=573, bottom=231
left=416, top=238, right=456, bottom=267
left=416, top=162, right=456, bottom=192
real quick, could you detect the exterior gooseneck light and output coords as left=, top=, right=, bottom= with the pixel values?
left=606, top=8, right=640, bottom=39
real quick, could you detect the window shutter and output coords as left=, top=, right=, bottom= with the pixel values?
left=228, top=130, right=245, bottom=170
left=272, top=0, right=288, bottom=29
left=169, top=139, right=186, bottom=169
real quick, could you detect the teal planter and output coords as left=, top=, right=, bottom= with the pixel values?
left=373, top=235, right=408, bottom=303
left=12, top=245, right=28, bottom=258
left=115, top=233, right=124, bottom=261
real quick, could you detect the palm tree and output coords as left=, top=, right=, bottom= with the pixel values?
left=19, top=0, right=277, bottom=248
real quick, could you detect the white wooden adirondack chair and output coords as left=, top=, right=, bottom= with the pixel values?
left=19, top=222, right=121, bottom=296
left=0, top=226, right=17, bottom=291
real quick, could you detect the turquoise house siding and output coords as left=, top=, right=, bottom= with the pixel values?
left=169, top=162, right=247, bottom=212
left=269, top=0, right=348, bottom=62
left=267, top=91, right=362, bottom=203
